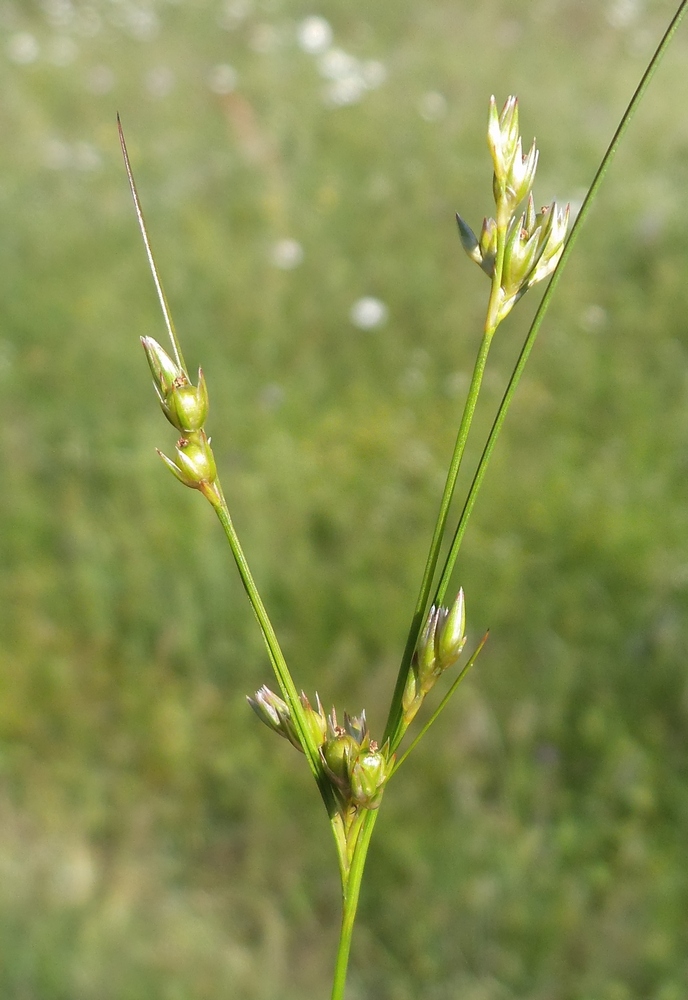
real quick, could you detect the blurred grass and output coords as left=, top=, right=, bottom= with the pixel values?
left=1, top=0, right=688, bottom=997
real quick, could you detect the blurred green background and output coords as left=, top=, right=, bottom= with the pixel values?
left=1, top=0, right=688, bottom=997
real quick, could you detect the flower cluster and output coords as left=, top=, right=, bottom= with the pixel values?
left=320, top=708, right=394, bottom=811
left=248, top=688, right=394, bottom=813
left=141, top=336, right=218, bottom=491
left=456, top=95, right=569, bottom=324
left=402, top=589, right=466, bottom=726
left=487, top=95, right=538, bottom=221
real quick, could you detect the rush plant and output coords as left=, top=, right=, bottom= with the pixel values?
left=118, top=5, right=687, bottom=995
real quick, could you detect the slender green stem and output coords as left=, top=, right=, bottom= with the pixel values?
left=331, top=809, right=380, bottom=1000
left=330, top=814, right=350, bottom=886
left=433, top=0, right=688, bottom=606
left=384, top=211, right=511, bottom=752
left=203, top=483, right=333, bottom=794
left=382, top=327, right=494, bottom=749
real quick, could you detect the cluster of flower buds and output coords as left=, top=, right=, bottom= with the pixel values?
left=487, top=95, right=538, bottom=221
left=248, top=686, right=394, bottom=813
left=456, top=95, right=569, bottom=324
left=321, top=708, right=394, bottom=812
left=141, top=336, right=218, bottom=491
left=500, top=196, right=569, bottom=316
left=402, top=589, right=466, bottom=726
left=248, top=685, right=327, bottom=752
left=458, top=197, right=569, bottom=324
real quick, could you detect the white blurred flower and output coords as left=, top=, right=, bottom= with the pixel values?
left=325, top=75, right=366, bottom=107
left=270, top=239, right=304, bottom=270
left=47, top=35, right=78, bottom=66
left=73, top=142, right=101, bottom=171
left=361, top=60, right=386, bottom=89
left=126, top=8, right=158, bottom=41
left=399, top=367, right=427, bottom=396
left=444, top=371, right=468, bottom=399
left=207, top=63, right=237, bottom=94
left=44, top=138, right=72, bottom=170
left=86, top=64, right=115, bottom=94
left=606, top=0, right=641, bottom=28
left=8, top=32, right=39, bottom=64
left=258, top=383, right=285, bottom=412
left=42, top=0, right=75, bottom=30
left=145, top=66, right=175, bottom=98
left=318, top=48, right=384, bottom=106
left=580, top=304, right=607, bottom=333
left=218, top=0, right=252, bottom=30
left=318, top=47, right=356, bottom=80
left=350, top=297, right=388, bottom=330
left=297, top=15, right=332, bottom=54
left=418, top=91, right=447, bottom=122
left=43, top=139, right=100, bottom=172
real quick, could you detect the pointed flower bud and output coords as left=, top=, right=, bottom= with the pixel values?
left=402, top=665, right=421, bottom=721
left=402, top=590, right=468, bottom=725
left=164, top=368, right=209, bottom=434
left=525, top=201, right=569, bottom=288
left=494, top=137, right=539, bottom=217
left=299, top=691, right=328, bottom=748
left=456, top=214, right=482, bottom=265
left=456, top=214, right=498, bottom=278
left=158, top=429, right=217, bottom=489
left=488, top=96, right=539, bottom=220
left=507, top=137, right=538, bottom=211
left=349, top=747, right=394, bottom=810
left=487, top=95, right=520, bottom=186
left=478, top=217, right=498, bottom=276
left=416, top=605, right=442, bottom=681
left=141, top=338, right=209, bottom=433
left=339, top=709, right=369, bottom=748
left=247, top=685, right=302, bottom=750
left=497, top=198, right=570, bottom=323
left=142, top=336, right=182, bottom=396
left=456, top=212, right=483, bottom=264
left=321, top=732, right=359, bottom=793
left=437, top=587, right=466, bottom=670
left=502, top=209, right=542, bottom=298
left=247, top=687, right=327, bottom=754
left=320, top=706, right=392, bottom=813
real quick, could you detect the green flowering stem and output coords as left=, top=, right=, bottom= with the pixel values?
left=203, top=483, right=336, bottom=800
left=381, top=328, right=491, bottom=752
left=119, top=114, right=346, bottom=869
left=433, top=0, right=688, bottom=608
left=206, top=482, right=353, bottom=876
left=331, top=809, right=379, bottom=1000
left=383, top=220, right=509, bottom=754
left=390, top=631, right=489, bottom=778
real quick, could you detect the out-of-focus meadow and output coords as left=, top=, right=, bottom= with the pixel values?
left=1, top=0, right=688, bottom=997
